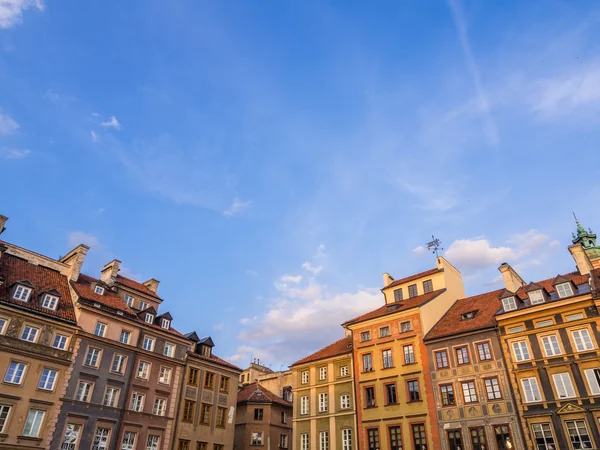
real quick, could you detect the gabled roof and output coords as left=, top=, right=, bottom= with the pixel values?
left=552, top=274, right=574, bottom=286
left=498, top=288, right=516, bottom=299
left=524, top=282, right=545, bottom=293
left=291, top=336, right=352, bottom=366
left=157, top=311, right=173, bottom=320
left=185, top=331, right=200, bottom=342
left=237, top=382, right=292, bottom=407
left=138, top=306, right=157, bottom=318
left=188, top=351, right=242, bottom=371
left=0, top=252, right=77, bottom=323
left=384, top=268, right=442, bottom=290
left=115, top=274, right=161, bottom=300
left=343, top=289, right=446, bottom=326
left=198, top=336, right=214, bottom=347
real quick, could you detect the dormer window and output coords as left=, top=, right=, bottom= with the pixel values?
left=556, top=283, right=574, bottom=298
left=461, top=311, right=477, bottom=320
left=202, top=345, right=211, bottom=357
left=94, top=285, right=104, bottom=295
left=529, top=290, right=545, bottom=305
left=161, top=319, right=170, bottom=330
left=13, top=285, right=32, bottom=302
left=502, top=296, right=517, bottom=312
left=145, top=314, right=155, bottom=324
left=125, top=295, right=134, bottom=307
left=41, top=294, right=59, bottom=310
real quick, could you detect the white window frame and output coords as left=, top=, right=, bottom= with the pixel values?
left=536, top=320, right=553, bottom=328
left=161, top=319, right=170, bottom=329
left=404, top=344, right=415, bottom=364
left=145, top=314, right=154, bottom=324
left=76, top=381, right=93, bottom=402
left=125, top=295, right=134, bottom=307
left=556, top=282, right=574, bottom=298
left=319, top=431, right=329, bottom=450
left=301, top=371, right=309, bottom=384
left=521, top=377, right=543, bottom=403
left=4, top=361, right=26, bottom=384
left=565, top=420, right=592, bottom=449
left=363, top=353, right=373, bottom=371
left=0, top=405, right=12, bottom=433
left=20, top=325, right=39, bottom=343
left=94, top=285, right=105, bottom=295
left=382, top=349, right=393, bottom=368
left=22, top=409, right=45, bottom=437
left=508, top=325, right=524, bottom=333
left=121, top=431, right=137, bottom=450
left=130, top=393, right=145, bottom=412
left=584, top=368, right=600, bottom=395
left=571, top=329, right=595, bottom=351
left=41, top=294, right=59, bottom=310
left=341, top=393, right=351, bottom=409
left=531, top=423, right=555, bottom=450
left=84, top=347, right=101, bottom=367
left=512, top=341, right=531, bottom=362
left=13, top=285, right=32, bottom=302
left=541, top=335, right=562, bottom=357
left=119, top=330, right=131, bottom=344
left=319, top=366, right=327, bottom=380
left=93, top=427, right=110, bottom=450
left=0, top=318, right=6, bottom=335
left=553, top=372, right=576, bottom=399
left=139, top=301, right=148, bottom=310
left=301, top=433, right=309, bottom=450
left=103, top=387, right=119, bottom=407
left=111, top=354, right=126, bottom=374
left=379, top=326, right=390, bottom=337
left=342, top=429, right=352, bottom=450
left=300, top=396, right=309, bottom=415
left=502, top=296, right=517, bottom=311
left=529, top=290, right=544, bottom=304
left=400, top=321, right=412, bottom=332
left=94, top=322, right=107, bottom=337
left=146, top=435, right=160, bottom=450
left=164, top=342, right=175, bottom=358
left=318, top=392, right=328, bottom=412
left=52, top=334, right=69, bottom=350
left=565, top=313, right=584, bottom=322
left=159, top=366, right=171, bottom=384
left=38, top=368, right=58, bottom=391
left=153, top=397, right=167, bottom=416
left=142, top=337, right=155, bottom=351
left=340, top=366, right=349, bottom=377
left=137, top=361, right=150, bottom=380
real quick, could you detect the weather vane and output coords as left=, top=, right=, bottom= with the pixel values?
left=426, top=235, right=443, bottom=258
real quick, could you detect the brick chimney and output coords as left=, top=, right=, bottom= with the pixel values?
left=0, top=215, right=7, bottom=235
left=143, top=278, right=160, bottom=293
left=568, top=244, right=593, bottom=276
left=101, top=260, right=121, bottom=284
left=498, top=263, right=526, bottom=292
left=59, top=245, right=90, bottom=282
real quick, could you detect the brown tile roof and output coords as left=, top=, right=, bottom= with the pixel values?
left=384, top=268, right=442, bottom=289
left=425, top=289, right=504, bottom=341
left=189, top=352, right=242, bottom=371
left=291, top=336, right=353, bottom=366
left=343, top=289, right=446, bottom=326
left=116, top=275, right=161, bottom=299
left=0, top=252, right=77, bottom=323
left=237, top=382, right=292, bottom=407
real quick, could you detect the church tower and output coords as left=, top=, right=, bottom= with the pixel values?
left=572, top=214, right=600, bottom=268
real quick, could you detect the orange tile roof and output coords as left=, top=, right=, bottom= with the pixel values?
left=384, top=268, right=442, bottom=289
left=291, top=336, right=353, bottom=366
left=189, top=352, right=242, bottom=371
left=0, top=252, right=77, bottom=323
left=514, top=271, right=588, bottom=300
left=237, top=382, right=292, bottom=407
left=116, top=274, right=161, bottom=299
left=343, top=289, right=446, bottom=326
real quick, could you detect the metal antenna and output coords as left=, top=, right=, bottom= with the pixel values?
left=426, top=235, right=443, bottom=258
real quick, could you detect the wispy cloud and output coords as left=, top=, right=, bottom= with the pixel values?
left=246, top=269, right=258, bottom=276
left=0, top=110, right=19, bottom=135
left=0, top=0, right=44, bottom=29
left=90, top=130, right=100, bottom=142
left=100, top=116, right=122, bottom=130
left=0, top=147, right=30, bottom=159
left=44, top=89, right=76, bottom=103
left=397, top=179, right=461, bottom=212
left=67, top=231, right=102, bottom=249
left=223, top=198, right=252, bottom=217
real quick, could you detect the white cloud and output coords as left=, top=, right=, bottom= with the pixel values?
left=246, top=269, right=258, bottom=276
left=0, top=0, right=44, bottom=29
left=119, top=266, right=143, bottom=281
left=223, top=198, right=252, bottom=217
left=213, top=323, right=225, bottom=331
left=44, top=89, right=76, bottom=103
left=302, top=261, right=322, bottom=275
left=67, top=231, right=101, bottom=249
left=90, top=130, right=100, bottom=142
left=100, top=115, right=122, bottom=130
left=397, top=179, right=461, bottom=212
left=315, top=244, right=326, bottom=259
left=413, top=246, right=428, bottom=256
left=0, top=147, right=30, bottom=159
left=0, top=110, right=19, bottom=135
left=279, top=274, right=302, bottom=284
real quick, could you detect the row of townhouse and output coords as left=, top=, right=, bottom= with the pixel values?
left=291, top=218, right=600, bottom=450
left=0, top=214, right=241, bottom=450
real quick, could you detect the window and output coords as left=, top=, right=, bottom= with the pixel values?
left=22, top=409, right=44, bottom=437
left=502, top=296, right=517, bottom=311
left=301, top=434, right=309, bottom=450
left=145, top=314, right=154, bottom=324
left=318, top=392, right=328, bottom=412
left=251, top=431, right=264, bottom=445
left=477, top=342, right=492, bottom=361
left=361, top=331, right=371, bottom=341
left=0, top=405, right=11, bottom=433
left=217, top=376, right=229, bottom=393
left=4, top=361, right=26, bottom=384
left=386, top=383, right=397, bottom=404
left=137, top=362, right=150, bottom=380
left=553, top=372, right=576, bottom=399
left=103, top=387, right=119, bottom=407
left=111, top=354, right=126, bottom=374
left=182, top=400, right=195, bottom=422
left=566, top=312, right=584, bottom=322
left=200, top=404, right=211, bottom=424
left=541, top=335, right=562, bottom=356
left=448, top=430, right=463, bottom=450
left=38, top=368, right=57, bottom=391
left=363, top=353, right=373, bottom=371
left=572, top=329, right=595, bottom=351
left=216, top=408, right=226, bottom=428
left=436, top=350, right=449, bottom=368
left=146, top=435, right=160, bottom=450
left=279, top=434, right=288, bottom=449
left=470, top=428, right=487, bottom=450
left=92, top=427, right=110, bottom=450
left=412, top=424, right=427, bottom=450
left=41, top=294, right=59, bottom=310
left=365, top=386, right=375, bottom=407
left=404, top=345, right=415, bottom=364
left=408, top=380, right=420, bottom=401
left=121, top=432, right=137, bottom=450
left=400, top=320, right=412, bottom=332
left=462, top=381, right=478, bottom=403
left=13, top=284, right=33, bottom=301
left=382, top=349, right=393, bottom=368
left=319, top=431, right=329, bottom=450
left=440, top=384, right=455, bottom=405
left=85, top=347, right=101, bottom=367
left=125, top=295, right=134, bottom=307
left=484, top=378, right=502, bottom=400
left=584, top=368, right=600, bottom=395
left=20, top=325, right=39, bottom=342
left=367, top=428, right=379, bottom=450
left=455, top=346, right=469, bottom=365
left=0, top=318, right=6, bottom=334
left=341, top=393, right=351, bottom=409
left=93, top=322, right=106, bottom=337
left=508, top=325, right=524, bottom=333
left=120, top=330, right=131, bottom=344
left=556, top=282, right=574, bottom=298
left=529, top=290, right=545, bottom=304
left=253, top=407, right=264, bottom=420
left=461, top=311, right=476, bottom=320
left=177, top=441, right=190, bottom=450
left=142, top=337, right=155, bottom=351
left=512, top=341, right=530, bottom=361
left=139, top=301, right=148, bottom=310
left=408, top=284, right=418, bottom=298
left=197, top=443, right=208, bottom=450
left=394, top=288, right=403, bottom=301
left=94, top=285, right=104, bottom=295
left=536, top=320, right=553, bottom=328
left=301, top=371, right=309, bottom=384
left=342, top=429, right=352, bottom=450
left=204, top=372, right=215, bottom=389
left=153, top=398, right=167, bottom=416
left=130, top=393, right=145, bottom=412
left=423, top=279, right=433, bottom=293
left=159, top=366, right=171, bottom=384
left=340, top=365, right=349, bottom=377
left=76, top=381, right=93, bottom=402
left=319, top=366, right=327, bottom=380
left=61, top=423, right=82, bottom=450
left=565, top=420, right=592, bottom=449
left=161, top=319, right=170, bottom=329
left=380, top=326, right=390, bottom=337
left=164, top=342, right=175, bottom=357
left=188, top=368, right=199, bottom=386
left=389, top=426, right=402, bottom=450
left=281, top=411, right=287, bottom=424
left=531, top=423, right=556, bottom=450
left=521, top=377, right=542, bottom=403
left=300, top=396, right=309, bottom=415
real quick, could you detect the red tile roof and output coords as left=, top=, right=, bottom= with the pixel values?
left=237, top=382, right=292, bottom=407
left=0, top=252, right=77, bottom=323
left=514, top=272, right=588, bottom=299
left=343, top=289, right=446, bottom=326
left=189, top=352, right=242, bottom=371
left=384, top=268, right=442, bottom=289
left=291, top=336, right=353, bottom=366
left=116, top=275, right=161, bottom=299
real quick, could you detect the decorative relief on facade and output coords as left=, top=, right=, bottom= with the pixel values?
left=185, top=387, right=197, bottom=399
left=467, top=405, right=482, bottom=417
left=218, top=395, right=227, bottom=406
left=201, top=391, right=213, bottom=403
left=439, top=370, right=450, bottom=378
left=490, top=403, right=504, bottom=415
left=444, top=409, right=459, bottom=421
left=457, top=366, right=474, bottom=375
left=481, top=363, right=493, bottom=370
left=557, top=403, right=586, bottom=414
left=39, top=325, right=54, bottom=346
left=6, top=316, right=23, bottom=337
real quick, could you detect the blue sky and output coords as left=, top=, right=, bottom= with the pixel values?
left=2, top=0, right=600, bottom=368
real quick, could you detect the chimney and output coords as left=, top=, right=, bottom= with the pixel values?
left=568, top=244, right=593, bottom=276
left=101, top=259, right=121, bottom=284
left=382, top=272, right=394, bottom=288
left=0, top=215, right=7, bottom=235
left=59, top=245, right=90, bottom=282
left=143, top=278, right=160, bottom=293
left=344, top=327, right=352, bottom=338
left=498, top=263, right=526, bottom=292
